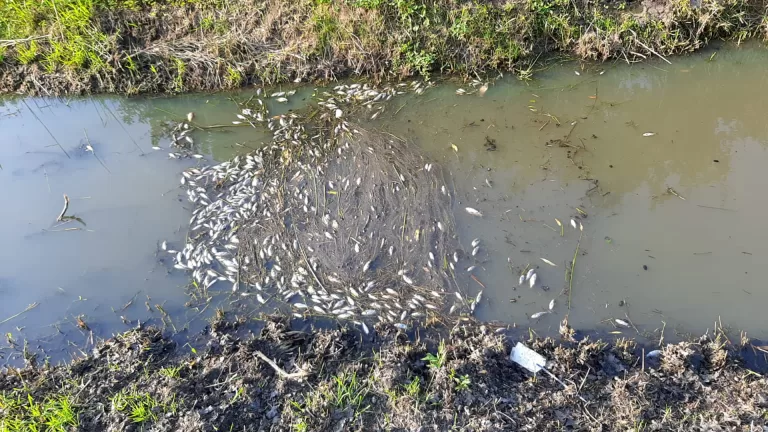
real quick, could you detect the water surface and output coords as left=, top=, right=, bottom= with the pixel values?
left=2, top=44, right=767, bottom=362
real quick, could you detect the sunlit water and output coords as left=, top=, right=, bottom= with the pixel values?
left=2, top=44, right=767, bottom=363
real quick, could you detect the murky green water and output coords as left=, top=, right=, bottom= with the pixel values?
left=2, top=44, right=767, bottom=362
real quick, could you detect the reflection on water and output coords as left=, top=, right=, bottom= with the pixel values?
left=2, top=44, right=768, bottom=363
left=379, top=44, right=768, bottom=341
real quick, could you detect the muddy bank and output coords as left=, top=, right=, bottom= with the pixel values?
left=2, top=0, right=767, bottom=95
left=2, top=317, right=766, bottom=431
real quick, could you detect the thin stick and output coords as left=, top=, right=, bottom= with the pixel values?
left=57, top=194, right=70, bottom=221
left=0, top=303, right=39, bottom=325
left=567, top=230, right=583, bottom=309
left=21, top=100, right=70, bottom=158
left=632, top=35, right=672, bottom=65
left=254, top=350, right=308, bottom=380
left=470, top=274, right=486, bottom=289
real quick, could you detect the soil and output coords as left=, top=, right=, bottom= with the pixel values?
left=2, top=316, right=767, bottom=431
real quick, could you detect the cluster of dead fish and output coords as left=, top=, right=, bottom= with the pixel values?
left=164, top=81, right=487, bottom=335
left=158, top=112, right=205, bottom=160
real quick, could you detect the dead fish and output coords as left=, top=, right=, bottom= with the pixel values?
left=429, top=252, right=435, bottom=262
left=465, top=207, right=483, bottom=217
left=335, top=109, right=343, bottom=119
left=455, top=292, right=463, bottom=301
left=540, top=258, right=557, bottom=267
left=646, top=350, right=662, bottom=358
left=531, top=311, right=550, bottom=319
left=161, top=241, right=167, bottom=251
left=402, top=275, right=414, bottom=285
left=453, top=252, right=459, bottom=263
left=437, top=221, right=444, bottom=231
left=642, top=132, right=656, bottom=137
left=362, top=309, right=377, bottom=316
left=475, top=290, right=483, bottom=305
left=394, top=323, right=408, bottom=330
left=361, top=322, right=370, bottom=334
left=256, top=294, right=266, bottom=304
left=362, top=260, right=373, bottom=273
left=615, top=319, right=630, bottom=328
left=529, top=273, right=537, bottom=288
left=472, top=247, right=480, bottom=257
left=518, top=274, right=525, bottom=285
left=549, top=299, right=555, bottom=310
left=466, top=265, right=476, bottom=273
left=525, top=269, right=535, bottom=281
left=276, top=97, right=288, bottom=103
left=187, top=112, right=194, bottom=122
left=571, top=219, right=577, bottom=229
left=471, top=238, right=481, bottom=248
left=294, top=303, right=308, bottom=309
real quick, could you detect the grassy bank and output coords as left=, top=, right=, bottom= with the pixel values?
left=1, top=317, right=766, bottom=431
left=1, top=0, right=766, bottom=95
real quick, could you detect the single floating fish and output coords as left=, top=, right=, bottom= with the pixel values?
left=646, top=350, right=662, bottom=358
left=187, top=112, right=194, bottom=122
left=529, top=273, right=537, bottom=288
left=531, top=311, right=549, bottom=319
left=548, top=299, right=555, bottom=310
left=465, top=207, right=483, bottom=217
left=642, top=132, right=656, bottom=137
left=518, top=274, right=525, bottom=285
left=615, top=319, right=630, bottom=328
left=540, top=258, right=557, bottom=267
left=570, top=219, right=577, bottom=229
left=471, top=238, right=481, bottom=248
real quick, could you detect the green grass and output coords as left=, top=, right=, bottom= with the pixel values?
left=158, top=365, right=183, bottom=379
left=1, top=0, right=767, bottom=94
left=0, top=392, right=79, bottom=432
left=110, top=387, right=177, bottom=425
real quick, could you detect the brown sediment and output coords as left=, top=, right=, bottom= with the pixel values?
left=1, top=317, right=766, bottom=431
left=1, top=0, right=767, bottom=96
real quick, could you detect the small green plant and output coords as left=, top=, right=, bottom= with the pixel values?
left=159, top=365, right=183, bottom=379
left=330, top=371, right=369, bottom=414
left=225, top=66, right=243, bottom=87
left=450, top=370, right=470, bottom=391
left=422, top=339, right=447, bottom=370
left=111, top=388, right=173, bottom=425
left=402, top=376, right=420, bottom=398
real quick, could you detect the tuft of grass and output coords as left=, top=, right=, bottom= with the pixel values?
left=158, top=365, right=183, bottom=379
left=0, top=392, right=79, bottom=432
left=110, top=388, right=176, bottom=425
left=422, top=339, right=447, bottom=370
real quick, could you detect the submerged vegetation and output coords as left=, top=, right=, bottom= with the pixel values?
left=1, top=0, right=767, bottom=94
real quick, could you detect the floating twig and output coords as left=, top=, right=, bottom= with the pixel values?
left=57, top=194, right=70, bottom=221
left=0, top=303, right=39, bottom=325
